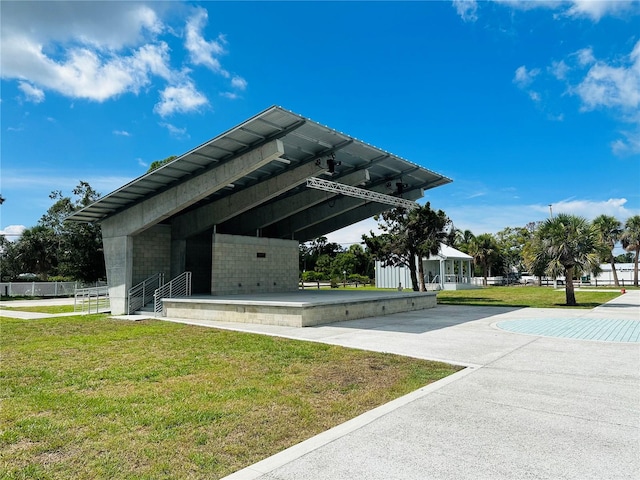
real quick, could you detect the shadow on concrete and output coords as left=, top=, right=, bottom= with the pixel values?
left=593, top=303, right=639, bottom=309
left=314, top=305, right=525, bottom=334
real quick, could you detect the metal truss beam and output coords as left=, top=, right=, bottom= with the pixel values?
left=306, top=177, right=418, bottom=210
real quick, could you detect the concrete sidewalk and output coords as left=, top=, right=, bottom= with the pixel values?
left=0, top=297, right=78, bottom=319
left=164, top=291, right=640, bottom=480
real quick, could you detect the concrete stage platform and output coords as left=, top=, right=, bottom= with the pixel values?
left=162, top=290, right=437, bottom=327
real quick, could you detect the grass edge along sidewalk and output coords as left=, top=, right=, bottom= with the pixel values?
left=1, top=314, right=462, bottom=479
left=436, top=286, right=623, bottom=308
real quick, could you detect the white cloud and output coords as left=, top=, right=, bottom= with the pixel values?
left=1, top=2, right=246, bottom=117
left=325, top=218, right=381, bottom=247
left=2, top=30, right=174, bottom=102
left=154, top=82, right=208, bottom=117
left=610, top=125, right=640, bottom=155
left=447, top=198, right=638, bottom=236
left=184, top=8, right=229, bottom=76
left=0, top=224, right=27, bottom=241
left=220, top=76, right=248, bottom=99
left=564, top=0, right=640, bottom=21
left=492, top=0, right=640, bottom=21
left=543, top=198, right=636, bottom=220
left=570, top=41, right=640, bottom=154
left=0, top=2, right=164, bottom=51
left=576, top=47, right=596, bottom=67
left=550, top=60, right=569, bottom=80
left=113, top=130, right=131, bottom=137
left=515, top=41, right=640, bottom=155
left=231, top=75, right=247, bottom=90
left=513, top=65, right=540, bottom=88
left=159, top=122, right=189, bottom=139
left=452, top=0, right=478, bottom=22
left=18, top=81, right=45, bottom=103
left=574, top=41, right=640, bottom=112
left=137, top=158, right=148, bottom=168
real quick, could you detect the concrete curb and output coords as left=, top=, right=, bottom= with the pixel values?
left=221, top=366, right=478, bottom=480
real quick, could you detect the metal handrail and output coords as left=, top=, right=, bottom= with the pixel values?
left=127, top=273, right=164, bottom=314
left=74, top=285, right=110, bottom=314
left=424, top=274, right=441, bottom=291
left=154, top=271, right=192, bottom=316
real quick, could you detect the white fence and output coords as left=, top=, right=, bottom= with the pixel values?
left=0, top=281, right=106, bottom=297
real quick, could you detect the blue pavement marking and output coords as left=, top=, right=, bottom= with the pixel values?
left=496, top=317, right=640, bottom=342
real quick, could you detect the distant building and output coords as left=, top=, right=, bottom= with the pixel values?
left=592, top=263, right=635, bottom=286
left=376, top=243, right=476, bottom=290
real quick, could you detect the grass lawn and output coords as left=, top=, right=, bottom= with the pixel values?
left=437, top=286, right=622, bottom=308
left=1, top=315, right=461, bottom=479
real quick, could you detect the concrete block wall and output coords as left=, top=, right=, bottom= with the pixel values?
left=211, top=234, right=298, bottom=295
left=132, top=224, right=171, bottom=284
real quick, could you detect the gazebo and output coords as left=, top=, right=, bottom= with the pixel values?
left=376, top=243, right=476, bottom=291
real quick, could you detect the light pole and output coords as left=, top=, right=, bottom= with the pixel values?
left=549, top=204, right=553, bottom=218
left=343, top=270, right=347, bottom=288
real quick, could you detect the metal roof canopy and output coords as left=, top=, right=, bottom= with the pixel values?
left=67, top=106, right=452, bottom=242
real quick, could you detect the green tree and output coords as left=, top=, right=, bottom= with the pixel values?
left=468, top=233, right=499, bottom=286
left=6, top=182, right=105, bottom=283
left=456, top=229, right=475, bottom=253
left=363, top=203, right=450, bottom=291
left=300, top=237, right=344, bottom=274
left=314, top=254, right=334, bottom=278
left=621, top=215, right=640, bottom=287
left=407, top=204, right=450, bottom=291
left=522, top=239, right=550, bottom=286
left=363, top=208, right=419, bottom=290
left=531, top=214, right=600, bottom=306
left=495, top=226, right=532, bottom=279
left=615, top=252, right=634, bottom=263
left=592, top=215, right=622, bottom=287
left=301, top=270, right=325, bottom=288
left=347, top=243, right=374, bottom=278
left=332, top=251, right=358, bottom=280
left=46, top=182, right=105, bottom=282
left=0, top=235, right=21, bottom=281
left=14, top=225, right=58, bottom=280
left=147, top=155, right=177, bottom=172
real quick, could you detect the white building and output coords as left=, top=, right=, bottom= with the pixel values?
left=592, top=263, right=636, bottom=286
left=376, top=243, right=476, bottom=290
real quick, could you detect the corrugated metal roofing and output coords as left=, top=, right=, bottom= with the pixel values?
left=67, top=105, right=452, bottom=238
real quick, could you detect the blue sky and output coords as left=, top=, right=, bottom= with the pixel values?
left=2, top=0, right=639, bottom=246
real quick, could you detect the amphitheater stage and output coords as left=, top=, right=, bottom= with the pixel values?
left=161, top=290, right=437, bottom=327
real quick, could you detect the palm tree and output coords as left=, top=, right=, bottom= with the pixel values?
left=533, top=214, right=600, bottom=306
left=621, top=215, right=640, bottom=287
left=592, top=215, right=622, bottom=286
left=469, top=233, right=498, bottom=286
